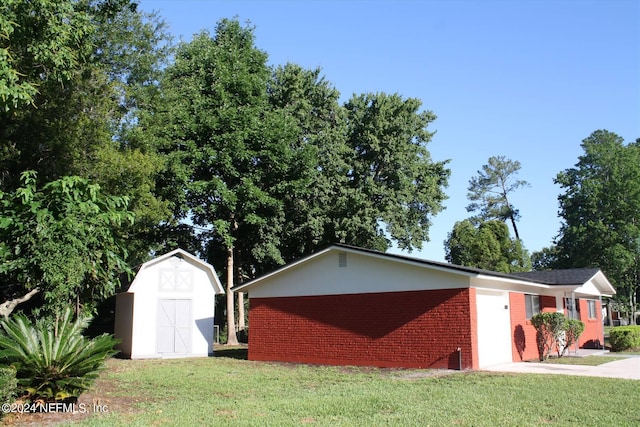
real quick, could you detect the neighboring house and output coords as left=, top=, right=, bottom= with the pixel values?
left=234, top=244, right=614, bottom=370
left=114, top=249, right=224, bottom=359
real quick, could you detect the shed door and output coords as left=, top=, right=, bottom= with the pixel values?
left=476, top=290, right=512, bottom=368
left=157, top=299, right=192, bottom=355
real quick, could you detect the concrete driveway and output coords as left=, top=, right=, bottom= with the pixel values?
left=483, top=354, right=640, bottom=380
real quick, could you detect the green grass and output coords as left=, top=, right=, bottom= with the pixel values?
left=539, top=355, right=626, bottom=366
left=46, top=356, right=640, bottom=427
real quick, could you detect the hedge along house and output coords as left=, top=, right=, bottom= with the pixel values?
left=234, top=244, right=615, bottom=369
left=114, top=249, right=225, bottom=359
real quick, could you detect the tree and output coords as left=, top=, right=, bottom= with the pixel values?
left=149, top=22, right=451, bottom=342
left=342, top=92, right=449, bottom=252
left=0, top=0, right=173, bottom=265
left=467, top=156, right=529, bottom=240
left=444, top=219, right=531, bottom=273
left=554, top=130, right=640, bottom=324
left=531, top=245, right=559, bottom=271
left=267, top=63, right=348, bottom=262
left=0, top=172, right=134, bottom=318
left=152, top=20, right=307, bottom=344
left=0, top=0, right=93, bottom=112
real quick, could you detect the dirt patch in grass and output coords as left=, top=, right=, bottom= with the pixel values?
left=2, top=360, right=147, bottom=426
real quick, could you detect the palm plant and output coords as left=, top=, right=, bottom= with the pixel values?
left=0, top=308, right=118, bottom=401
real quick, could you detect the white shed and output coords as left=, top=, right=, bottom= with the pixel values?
left=114, top=249, right=224, bottom=359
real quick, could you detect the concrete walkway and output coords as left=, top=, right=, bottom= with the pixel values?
left=483, top=351, right=640, bottom=380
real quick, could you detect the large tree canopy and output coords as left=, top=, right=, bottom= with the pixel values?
left=0, top=0, right=173, bottom=265
left=146, top=19, right=451, bottom=342
left=150, top=20, right=311, bottom=344
left=553, top=130, right=640, bottom=320
left=444, top=219, right=531, bottom=273
left=0, top=0, right=93, bottom=112
left=343, top=93, right=449, bottom=252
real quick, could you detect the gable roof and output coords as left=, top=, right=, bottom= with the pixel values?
left=233, top=243, right=615, bottom=296
left=126, top=248, right=224, bottom=294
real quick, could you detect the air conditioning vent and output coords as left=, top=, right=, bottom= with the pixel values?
left=338, top=252, right=347, bottom=267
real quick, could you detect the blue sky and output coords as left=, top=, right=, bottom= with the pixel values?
left=139, top=0, right=640, bottom=262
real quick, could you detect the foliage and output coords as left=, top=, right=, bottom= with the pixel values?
left=0, top=366, right=17, bottom=419
left=444, top=219, right=531, bottom=272
left=531, top=245, right=559, bottom=270
left=563, top=318, right=585, bottom=355
left=343, top=92, right=450, bottom=252
left=0, top=0, right=93, bottom=111
left=608, top=326, right=640, bottom=352
left=0, top=309, right=118, bottom=401
left=0, top=0, right=173, bottom=265
left=466, top=155, right=529, bottom=239
left=530, top=312, right=576, bottom=361
left=0, top=171, right=133, bottom=317
left=152, top=20, right=451, bottom=343
left=267, top=63, right=348, bottom=262
left=60, top=357, right=640, bottom=426
left=153, top=19, right=301, bottom=344
left=553, top=130, right=640, bottom=323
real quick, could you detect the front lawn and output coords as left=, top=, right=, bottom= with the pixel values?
left=538, top=355, right=627, bottom=366
left=6, top=355, right=640, bottom=426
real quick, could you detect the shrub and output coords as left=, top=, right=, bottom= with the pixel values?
left=0, top=308, right=118, bottom=401
left=562, top=318, right=585, bottom=355
left=609, top=326, right=640, bottom=352
left=0, top=367, right=17, bottom=420
left=530, top=313, right=585, bottom=360
left=531, top=312, right=567, bottom=361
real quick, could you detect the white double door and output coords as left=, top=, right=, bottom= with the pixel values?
left=157, top=299, right=192, bottom=355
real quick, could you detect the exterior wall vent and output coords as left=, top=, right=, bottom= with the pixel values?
left=338, top=252, right=347, bottom=267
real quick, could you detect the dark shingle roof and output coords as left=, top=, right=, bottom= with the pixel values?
left=511, top=268, right=600, bottom=286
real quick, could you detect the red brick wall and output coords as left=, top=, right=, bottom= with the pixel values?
left=248, top=289, right=476, bottom=369
left=577, top=299, right=603, bottom=348
left=510, top=293, right=557, bottom=361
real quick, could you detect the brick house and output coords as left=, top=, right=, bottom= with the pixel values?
left=234, top=244, right=615, bottom=369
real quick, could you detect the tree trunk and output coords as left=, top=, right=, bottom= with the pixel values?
left=0, top=288, right=40, bottom=318
left=225, top=246, right=239, bottom=345
left=509, top=214, right=520, bottom=241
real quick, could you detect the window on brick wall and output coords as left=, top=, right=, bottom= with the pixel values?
left=525, top=294, right=540, bottom=319
left=587, top=300, right=597, bottom=319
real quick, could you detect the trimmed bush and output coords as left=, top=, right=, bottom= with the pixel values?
left=531, top=312, right=585, bottom=360
left=0, top=367, right=17, bottom=420
left=609, top=326, right=640, bottom=352
left=563, top=318, right=585, bottom=355
left=531, top=312, right=566, bottom=361
left=0, top=309, right=118, bottom=401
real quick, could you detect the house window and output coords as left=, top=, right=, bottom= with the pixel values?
left=525, top=294, right=540, bottom=319
left=587, top=300, right=597, bottom=319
